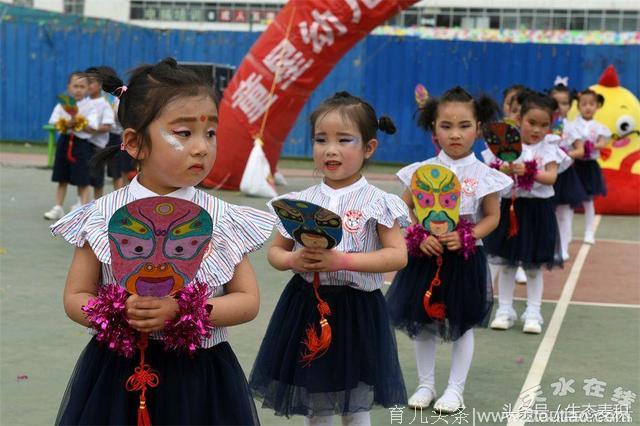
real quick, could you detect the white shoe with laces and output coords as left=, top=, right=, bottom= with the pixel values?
left=490, top=314, right=515, bottom=330
left=523, top=318, right=542, bottom=334
left=584, top=231, right=595, bottom=245
left=515, top=267, right=527, bottom=284
left=433, top=388, right=465, bottom=414
left=408, top=384, right=436, bottom=409
left=43, top=205, right=64, bottom=220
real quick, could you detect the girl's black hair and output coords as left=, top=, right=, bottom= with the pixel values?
left=417, top=86, right=499, bottom=132
left=310, top=91, right=396, bottom=143
left=90, top=57, right=219, bottom=171
left=502, top=84, right=526, bottom=100
left=548, top=84, right=577, bottom=103
left=578, top=89, right=605, bottom=106
left=67, top=70, right=85, bottom=83
left=519, top=90, right=558, bottom=120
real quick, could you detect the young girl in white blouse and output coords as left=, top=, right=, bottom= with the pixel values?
left=51, top=58, right=273, bottom=425
left=250, top=92, right=410, bottom=426
left=485, top=92, right=569, bottom=336
left=565, top=89, right=611, bottom=244
left=386, top=86, right=512, bottom=414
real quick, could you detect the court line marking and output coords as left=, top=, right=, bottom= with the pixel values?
left=508, top=215, right=602, bottom=426
left=588, top=237, right=640, bottom=245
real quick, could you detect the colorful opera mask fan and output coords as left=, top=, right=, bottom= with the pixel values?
left=108, top=196, right=213, bottom=297
left=414, top=84, right=429, bottom=108
left=410, top=164, right=461, bottom=236
left=57, top=93, right=79, bottom=116
left=410, top=164, right=461, bottom=322
left=272, top=198, right=342, bottom=366
left=272, top=199, right=342, bottom=249
left=482, top=121, right=522, bottom=163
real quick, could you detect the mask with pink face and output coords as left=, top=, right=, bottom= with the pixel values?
left=108, top=197, right=213, bottom=297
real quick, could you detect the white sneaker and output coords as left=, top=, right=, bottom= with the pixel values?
left=433, top=388, right=465, bottom=414
left=584, top=231, right=595, bottom=245
left=408, top=384, right=436, bottom=409
left=515, top=267, right=527, bottom=284
left=43, top=205, right=64, bottom=220
left=523, top=318, right=542, bottom=334
left=561, top=251, right=570, bottom=262
left=70, top=202, right=82, bottom=212
left=490, top=314, right=515, bottom=330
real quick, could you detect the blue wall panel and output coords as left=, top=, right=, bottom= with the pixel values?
left=1, top=9, right=638, bottom=164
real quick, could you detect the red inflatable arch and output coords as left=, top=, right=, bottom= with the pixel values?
left=202, top=0, right=417, bottom=190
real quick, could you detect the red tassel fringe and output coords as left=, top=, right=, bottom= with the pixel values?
left=66, top=133, right=77, bottom=164
left=300, top=272, right=332, bottom=366
left=125, top=334, right=159, bottom=426
left=423, top=255, right=446, bottom=320
left=508, top=190, right=519, bottom=239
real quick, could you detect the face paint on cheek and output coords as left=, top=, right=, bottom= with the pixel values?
left=160, top=130, right=185, bottom=152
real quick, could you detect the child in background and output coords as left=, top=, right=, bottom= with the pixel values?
left=250, top=92, right=409, bottom=426
left=566, top=89, right=610, bottom=244
left=44, top=71, right=97, bottom=220
left=485, top=92, right=568, bottom=335
left=84, top=66, right=115, bottom=202
left=549, top=84, right=588, bottom=260
left=51, top=58, right=273, bottom=425
left=386, top=87, right=512, bottom=413
left=502, top=84, right=526, bottom=122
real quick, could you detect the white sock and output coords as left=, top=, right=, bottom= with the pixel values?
left=583, top=200, right=595, bottom=236
left=341, top=412, right=371, bottom=426
left=414, top=332, right=437, bottom=388
left=555, top=204, right=572, bottom=257
left=498, top=266, right=517, bottom=313
left=523, top=268, right=544, bottom=323
left=305, top=415, right=334, bottom=426
left=447, top=329, right=474, bottom=395
left=488, top=263, right=501, bottom=290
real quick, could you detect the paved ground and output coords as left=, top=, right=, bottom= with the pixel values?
left=1, top=152, right=639, bottom=425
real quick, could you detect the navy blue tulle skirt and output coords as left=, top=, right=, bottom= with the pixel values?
left=552, top=166, right=589, bottom=207
left=484, top=197, right=563, bottom=270
left=386, top=247, right=492, bottom=341
left=249, top=274, right=407, bottom=418
left=574, top=159, right=607, bottom=197
left=56, top=338, right=259, bottom=425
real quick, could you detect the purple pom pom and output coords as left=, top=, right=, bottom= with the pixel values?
left=456, top=219, right=477, bottom=261
left=405, top=224, right=429, bottom=258
left=162, top=280, right=213, bottom=354
left=517, top=160, right=538, bottom=192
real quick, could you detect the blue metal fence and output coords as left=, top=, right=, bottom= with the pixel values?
left=1, top=5, right=638, bottom=162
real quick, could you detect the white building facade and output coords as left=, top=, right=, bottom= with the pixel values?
left=4, top=0, right=640, bottom=31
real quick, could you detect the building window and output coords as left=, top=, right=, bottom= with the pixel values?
left=64, top=0, right=84, bottom=15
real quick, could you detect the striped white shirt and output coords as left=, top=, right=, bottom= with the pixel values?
left=397, top=151, right=513, bottom=243
left=51, top=176, right=275, bottom=348
left=269, top=177, right=410, bottom=292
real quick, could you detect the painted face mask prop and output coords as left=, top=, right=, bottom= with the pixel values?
left=272, top=199, right=342, bottom=249
left=411, top=165, right=461, bottom=236
left=108, top=197, right=213, bottom=297
left=483, top=122, right=522, bottom=163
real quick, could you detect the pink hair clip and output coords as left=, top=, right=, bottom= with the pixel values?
left=114, top=85, right=128, bottom=98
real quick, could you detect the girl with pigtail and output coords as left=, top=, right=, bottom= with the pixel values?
left=386, top=86, right=512, bottom=414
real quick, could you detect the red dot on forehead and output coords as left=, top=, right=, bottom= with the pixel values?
left=199, top=115, right=206, bottom=122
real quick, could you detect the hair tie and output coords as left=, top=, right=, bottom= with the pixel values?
left=114, top=85, right=128, bottom=98
left=554, top=76, right=569, bottom=87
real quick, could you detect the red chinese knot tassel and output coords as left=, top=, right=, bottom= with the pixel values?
left=300, top=272, right=332, bottom=366
left=423, top=255, right=446, bottom=320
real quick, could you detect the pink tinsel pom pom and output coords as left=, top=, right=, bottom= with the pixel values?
left=455, top=219, right=477, bottom=260
left=405, top=223, right=429, bottom=258
left=489, top=159, right=502, bottom=170
left=82, top=284, right=137, bottom=358
left=163, top=280, right=213, bottom=354
left=517, top=160, right=538, bottom=192
left=583, top=140, right=594, bottom=160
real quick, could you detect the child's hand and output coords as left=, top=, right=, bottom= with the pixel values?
left=438, top=231, right=461, bottom=251
left=298, top=248, right=352, bottom=272
left=420, top=235, right=443, bottom=256
left=286, top=249, right=319, bottom=273
left=499, top=163, right=511, bottom=174
left=126, top=294, right=179, bottom=333
left=511, top=163, right=526, bottom=176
